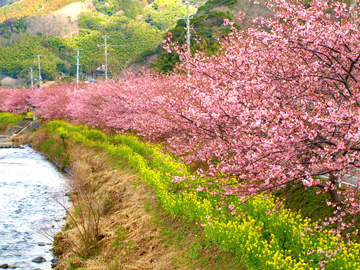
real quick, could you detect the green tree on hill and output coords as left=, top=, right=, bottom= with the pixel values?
left=145, top=0, right=187, bottom=31
left=151, top=0, right=237, bottom=73
left=0, top=35, right=64, bottom=80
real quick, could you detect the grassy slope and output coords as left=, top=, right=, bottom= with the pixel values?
left=17, top=129, right=247, bottom=270
left=275, top=183, right=334, bottom=224
left=0, top=112, right=25, bottom=132
left=12, top=120, right=360, bottom=269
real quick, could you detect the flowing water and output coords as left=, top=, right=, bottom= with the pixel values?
left=0, top=146, right=68, bottom=269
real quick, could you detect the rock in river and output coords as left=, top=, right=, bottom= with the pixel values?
left=51, top=257, right=60, bottom=268
left=0, top=264, right=17, bottom=269
left=32, top=257, right=46, bottom=263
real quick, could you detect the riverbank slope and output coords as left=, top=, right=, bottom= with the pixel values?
left=14, top=123, right=246, bottom=270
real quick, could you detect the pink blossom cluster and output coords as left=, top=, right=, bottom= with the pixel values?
left=0, top=88, right=33, bottom=114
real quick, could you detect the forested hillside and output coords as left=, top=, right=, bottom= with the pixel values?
left=0, top=0, right=270, bottom=83
left=151, top=0, right=273, bottom=72
left=0, top=0, right=81, bottom=22
left=0, top=36, right=64, bottom=80
left=0, top=0, right=205, bottom=84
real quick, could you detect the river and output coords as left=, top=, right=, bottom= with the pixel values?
left=0, top=146, right=68, bottom=269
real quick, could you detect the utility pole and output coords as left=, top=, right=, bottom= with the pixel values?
left=29, top=67, right=36, bottom=121
left=98, top=35, right=115, bottom=80
left=74, top=48, right=83, bottom=84
left=185, top=0, right=191, bottom=53
left=29, top=67, right=34, bottom=89
left=35, top=55, right=42, bottom=87
left=178, top=1, right=193, bottom=53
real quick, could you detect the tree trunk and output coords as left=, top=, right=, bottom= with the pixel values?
left=329, top=172, right=342, bottom=204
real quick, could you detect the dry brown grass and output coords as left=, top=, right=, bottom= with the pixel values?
left=0, top=123, right=10, bottom=133
left=60, top=145, right=179, bottom=270
left=14, top=129, right=47, bottom=147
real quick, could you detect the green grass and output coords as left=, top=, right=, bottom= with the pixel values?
left=277, top=182, right=360, bottom=234
left=111, top=226, right=128, bottom=248
left=150, top=201, right=247, bottom=270
left=39, top=138, right=56, bottom=154
left=276, top=183, right=334, bottom=224
left=0, top=112, right=25, bottom=132
left=38, top=135, right=69, bottom=169
left=0, top=112, right=24, bottom=123
left=68, top=255, right=86, bottom=270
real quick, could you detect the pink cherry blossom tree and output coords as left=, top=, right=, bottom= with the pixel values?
left=0, top=89, right=13, bottom=111
left=33, top=83, right=77, bottom=120
left=160, top=0, right=360, bottom=197
left=1, top=88, right=33, bottom=114
left=66, top=72, right=173, bottom=135
left=150, top=0, right=360, bottom=230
